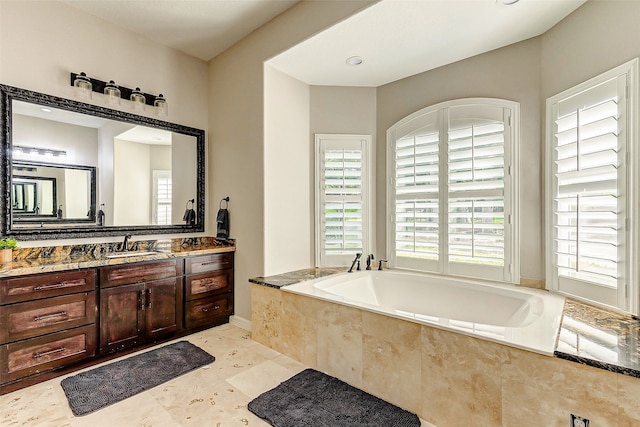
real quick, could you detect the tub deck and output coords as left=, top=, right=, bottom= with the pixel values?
left=250, top=267, right=640, bottom=379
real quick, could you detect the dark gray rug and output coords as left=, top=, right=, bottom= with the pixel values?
left=61, top=341, right=214, bottom=416
left=248, top=368, right=421, bottom=427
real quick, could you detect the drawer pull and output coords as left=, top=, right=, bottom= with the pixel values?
left=204, top=280, right=220, bottom=287
left=33, top=346, right=66, bottom=358
left=33, top=311, right=67, bottom=322
left=33, top=283, right=65, bottom=291
left=199, top=261, right=222, bottom=267
left=201, top=305, right=220, bottom=313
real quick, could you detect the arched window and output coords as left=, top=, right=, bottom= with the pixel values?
left=387, top=98, right=519, bottom=283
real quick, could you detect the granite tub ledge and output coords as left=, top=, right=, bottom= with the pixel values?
left=0, top=237, right=235, bottom=278
left=249, top=267, right=347, bottom=289
left=250, top=268, right=640, bottom=380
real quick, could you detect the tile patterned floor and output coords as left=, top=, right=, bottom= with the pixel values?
left=0, top=324, right=432, bottom=426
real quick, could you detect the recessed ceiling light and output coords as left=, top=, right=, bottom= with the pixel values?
left=40, top=108, right=52, bottom=113
left=346, top=56, right=363, bottom=66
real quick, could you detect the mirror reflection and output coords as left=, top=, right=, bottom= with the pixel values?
left=11, top=100, right=198, bottom=229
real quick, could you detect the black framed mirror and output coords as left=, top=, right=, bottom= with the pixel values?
left=0, top=84, right=205, bottom=240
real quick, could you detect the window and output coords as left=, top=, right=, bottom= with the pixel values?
left=153, top=170, right=172, bottom=225
left=546, top=59, right=638, bottom=313
left=315, top=134, right=372, bottom=267
left=388, top=99, right=518, bottom=282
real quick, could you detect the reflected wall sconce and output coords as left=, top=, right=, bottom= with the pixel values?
left=13, top=145, right=67, bottom=158
left=70, top=72, right=168, bottom=115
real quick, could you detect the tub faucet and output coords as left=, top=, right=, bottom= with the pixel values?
left=378, top=260, right=388, bottom=270
left=365, top=254, right=375, bottom=270
left=121, top=234, right=132, bottom=252
left=348, top=253, right=362, bottom=273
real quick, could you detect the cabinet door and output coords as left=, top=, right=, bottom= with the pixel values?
left=100, top=283, right=145, bottom=354
left=144, top=277, right=181, bottom=340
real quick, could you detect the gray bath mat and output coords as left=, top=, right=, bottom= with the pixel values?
left=248, top=368, right=420, bottom=426
left=61, top=341, right=214, bottom=416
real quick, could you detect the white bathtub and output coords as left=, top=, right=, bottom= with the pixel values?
left=283, top=270, right=566, bottom=355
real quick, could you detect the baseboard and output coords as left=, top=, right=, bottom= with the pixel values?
left=229, top=315, right=251, bottom=331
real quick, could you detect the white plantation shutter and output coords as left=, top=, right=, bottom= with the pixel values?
left=395, top=121, right=440, bottom=266
left=316, top=135, right=371, bottom=267
left=547, top=59, right=637, bottom=312
left=388, top=99, right=518, bottom=282
left=153, top=170, right=172, bottom=225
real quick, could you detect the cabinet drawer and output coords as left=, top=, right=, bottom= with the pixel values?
left=0, top=292, right=96, bottom=344
left=1, top=325, right=97, bottom=384
left=185, top=270, right=232, bottom=300
left=185, top=295, right=232, bottom=329
left=1, top=270, right=96, bottom=305
left=185, top=253, right=233, bottom=275
left=100, top=259, right=182, bottom=288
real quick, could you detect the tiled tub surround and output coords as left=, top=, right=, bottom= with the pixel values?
left=0, top=237, right=235, bottom=277
left=250, top=269, right=640, bottom=426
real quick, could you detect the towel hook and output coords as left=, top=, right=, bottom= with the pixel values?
left=219, top=196, right=230, bottom=209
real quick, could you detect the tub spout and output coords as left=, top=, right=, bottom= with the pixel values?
left=365, top=254, right=375, bottom=270
left=348, top=253, right=362, bottom=273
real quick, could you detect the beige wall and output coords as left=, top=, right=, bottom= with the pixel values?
left=0, top=0, right=209, bottom=243
left=208, top=1, right=376, bottom=321
left=377, top=37, right=542, bottom=281
left=541, top=0, right=640, bottom=99
left=264, top=66, right=311, bottom=275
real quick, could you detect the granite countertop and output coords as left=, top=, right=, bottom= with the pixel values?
left=0, top=237, right=235, bottom=278
left=251, top=268, right=640, bottom=379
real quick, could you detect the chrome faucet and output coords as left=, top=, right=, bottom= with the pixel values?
left=348, top=253, right=362, bottom=273
left=121, top=234, right=132, bottom=252
left=365, top=254, right=375, bottom=270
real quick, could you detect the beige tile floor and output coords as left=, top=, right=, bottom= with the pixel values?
left=0, top=324, right=432, bottom=427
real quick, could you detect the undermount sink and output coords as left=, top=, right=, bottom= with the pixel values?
left=105, top=251, right=160, bottom=259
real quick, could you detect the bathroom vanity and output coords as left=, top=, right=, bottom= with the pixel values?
left=0, top=239, right=234, bottom=394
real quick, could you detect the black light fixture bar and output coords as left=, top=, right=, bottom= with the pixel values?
left=70, top=72, right=160, bottom=106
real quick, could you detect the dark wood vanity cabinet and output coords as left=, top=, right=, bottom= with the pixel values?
left=0, top=270, right=97, bottom=385
left=0, top=250, right=234, bottom=393
left=99, top=260, right=183, bottom=354
left=184, top=253, right=234, bottom=330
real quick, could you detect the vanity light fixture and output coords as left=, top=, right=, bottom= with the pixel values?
left=130, top=87, right=146, bottom=111
left=69, top=73, right=167, bottom=114
left=104, top=80, right=121, bottom=106
left=73, top=72, right=93, bottom=99
left=154, top=94, right=168, bottom=116
left=346, top=56, right=364, bottom=66
left=13, top=145, right=67, bottom=158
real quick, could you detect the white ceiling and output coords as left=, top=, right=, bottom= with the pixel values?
left=61, top=0, right=300, bottom=61
left=268, top=0, right=587, bottom=87
left=59, top=0, right=586, bottom=87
